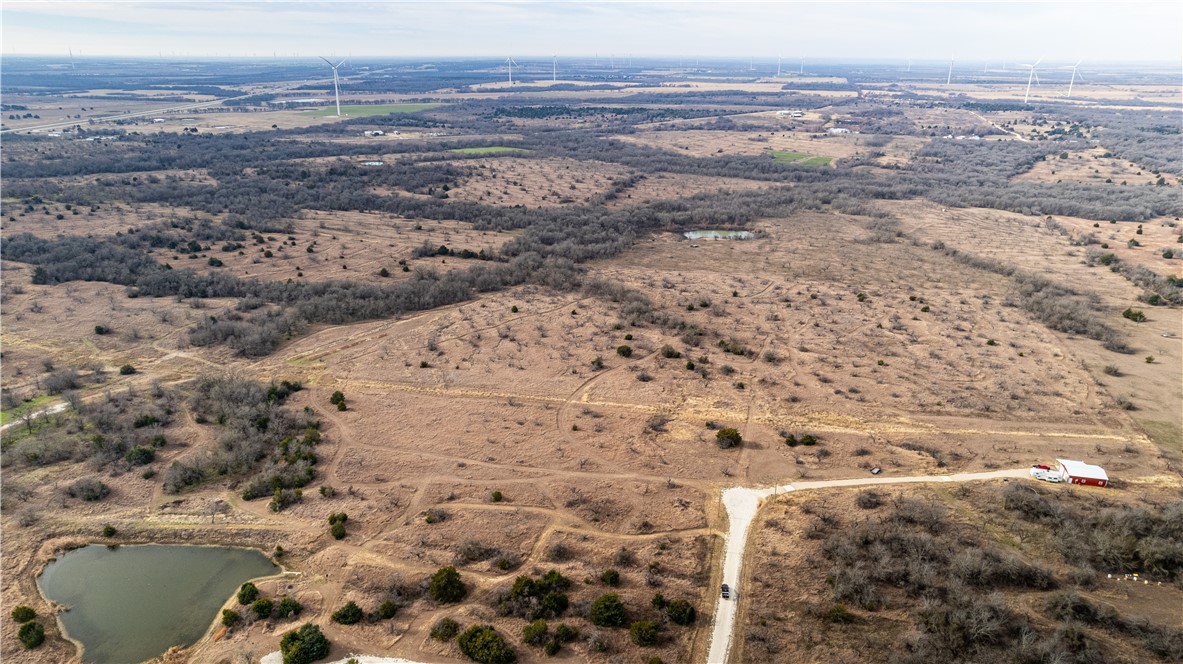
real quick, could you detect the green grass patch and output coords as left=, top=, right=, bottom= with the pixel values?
left=448, top=146, right=529, bottom=155
left=0, top=395, right=52, bottom=426
left=799, top=156, right=832, bottom=167
left=770, top=151, right=810, bottom=163
left=304, top=103, right=440, bottom=117
left=770, top=151, right=831, bottom=167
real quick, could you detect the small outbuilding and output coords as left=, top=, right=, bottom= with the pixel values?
left=1056, top=459, right=1109, bottom=487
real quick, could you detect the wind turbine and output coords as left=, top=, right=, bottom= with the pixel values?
left=776, top=54, right=782, bottom=77
left=505, top=57, right=518, bottom=84
left=319, top=56, right=347, bottom=116
left=552, top=55, right=557, bottom=82
left=68, top=48, right=75, bottom=70
left=1020, top=58, right=1042, bottom=104
left=946, top=55, right=954, bottom=85
left=799, top=57, right=804, bottom=75
left=1064, top=60, right=1083, bottom=98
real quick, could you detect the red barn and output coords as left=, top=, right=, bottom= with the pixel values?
left=1056, top=459, right=1109, bottom=487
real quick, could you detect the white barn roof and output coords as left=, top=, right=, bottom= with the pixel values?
left=1056, top=459, right=1108, bottom=481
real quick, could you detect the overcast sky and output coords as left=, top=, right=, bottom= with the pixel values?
left=3, top=1, right=1180, bottom=63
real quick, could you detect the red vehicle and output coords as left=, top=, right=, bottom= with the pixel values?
left=1032, top=464, right=1052, bottom=471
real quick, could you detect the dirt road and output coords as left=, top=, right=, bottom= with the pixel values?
left=705, top=467, right=1030, bottom=663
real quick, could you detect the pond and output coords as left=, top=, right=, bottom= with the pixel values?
left=682, top=230, right=753, bottom=240
left=38, top=544, right=278, bottom=664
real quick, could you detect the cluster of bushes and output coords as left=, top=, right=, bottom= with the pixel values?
left=11, top=605, right=43, bottom=649
left=235, top=582, right=302, bottom=623
left=1002, top=483, right=1183, bottom=580
left=328, top=512, right=348, bottom=539
left=162, top=374, right=321, bottom=507
left=4, top=382, right=177, bottom=471
left=494, top=570, right=571, bottom=620
left=522, top=619, right=579, bottom=656
left=750, top=485, right=1183, bottom=663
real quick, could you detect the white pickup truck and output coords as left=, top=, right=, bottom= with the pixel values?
left=1030, top=467, right=1062, bottom=483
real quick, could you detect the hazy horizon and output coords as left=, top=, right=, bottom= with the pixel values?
left=3, top=1, right=1181, bottom=64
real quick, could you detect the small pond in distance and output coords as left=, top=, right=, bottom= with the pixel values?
left=38, top=544, right=277, bottom=664
left=682, top=230, right=753, bottom=240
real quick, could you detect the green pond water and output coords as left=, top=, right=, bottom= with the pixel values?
left=38, top=544, right=277, bottom=664
left=683, top=230, right=753, bottom=240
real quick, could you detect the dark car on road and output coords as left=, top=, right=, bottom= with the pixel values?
left=721, top=583, right=730, bottom=599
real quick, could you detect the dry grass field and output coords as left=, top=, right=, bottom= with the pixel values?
left=2, top=66, right=1180, bottom=664
left=1016, top=147, right=1167, bottom=186
left=442, top=157, right=630, bottom=207
left=615, top=129, right=859, bottom=160
left=884, top=200, right=1182, bottom=451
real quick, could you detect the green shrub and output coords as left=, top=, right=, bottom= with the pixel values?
left=332, top=601, right=364, bottom=625
left=600, top=569, right=621, bottom=586
left=252, top=598, right=274, bottom=619
left=522, top=619, right=549, bottom=646
left=237, top=582, right=259, bottom=605
left=279, top=623, right=331, bottom=664
left=715, top=427, right=742, bottom=449
left=660, top=345, right=681, bottom=359
left=17, top=621, right=44, bottom=649
left=222, top=609, right=241, bottom=627
left=629, top=620, right=660, bottom=646
left=10, top=606, right=35, bottom=623
left=378, top=599, right=397, bottom=619
left=275, top=596, right=303, bottom=619
left=1122, top=308, right=1147, bottom=322
left=589, top=593, right=628, bottom=627
left=430, top=566, right=467, bottom=603
left=329, top=391, right=345, bottom=405
left=94, top=325, right=109, bottom=335
left=431, top=617, right=461, bottom=641
left=554, top=623, right=578, bottom=642
left=457, top=624, right=517, bottom=664
left=827, top=603, right=855, bottom=623
left=125, top=446, right=156, bottom=466
left=119, top=364, right=136, bottom=375
left=102, top=524, right=117, bottom=537
left=543, top=639, right=561, bottom=656
left=330, top=521, right=346, bottom=540
left=491, top=490, right=503, bottom=502
left=616, top=345, right=633, bottom=358
left=666, top=599, right=697, bottom=625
